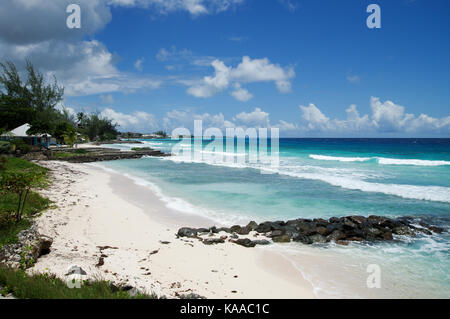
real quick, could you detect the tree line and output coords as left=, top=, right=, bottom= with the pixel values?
left=0, top=60, right=119, bottom=146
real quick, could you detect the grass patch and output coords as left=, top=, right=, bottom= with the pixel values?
left=0, top=267, right=157, bottom=299
left=1, top=157, right=48, bottom=176
left=53, top=152, right=75, bottom=159
left=0, top=157, right=51, bottom=248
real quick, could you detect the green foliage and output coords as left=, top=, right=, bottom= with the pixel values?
left=61, top=124, right=77, bottom=147
left=154, top=130, right=168, bottom=138
left=0, top=158, right=49, bottom=222
left=0, top=96, right=34, bottom=132
left=0, top=267, right=157, bottom=299
left=0, top=142, right=10, bottom=154
left=0, top=60, right=68, bottom=139
left=10, top=139, right=31, bottom=154
left=77, top=113, right=119, bottom=141
left=0, top=156, right=7, bottom=169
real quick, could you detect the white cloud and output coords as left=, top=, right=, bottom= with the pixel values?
left=186, top=56, right=295, bottom=100
left=299, top=103, right=330, bottom=130
left=230, top=83, right=253, bottom=102
left=100, top=94, right=115, bottom=104
left=278, top=0, right=299, bottom=12
left=234, top=107, right=270, bottom=128
left=297, top=97, right=450, bottom=136
left=0, top=3, right=162, bottom=97
left=0, top=0, right=111, bottom=45
left=134, top=58, right=145, bottom=71
left=100, top=108, right=158, bottom=132
left=108, top=0, right=245, bottom=16
left=346, top=75, right=361, bottom=84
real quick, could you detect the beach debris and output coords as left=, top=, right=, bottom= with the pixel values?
left=96, top=256, right=105, bottom=267
left=159, top=241, right=171, bottom=245
left=149, top=249, right=159, bottom=255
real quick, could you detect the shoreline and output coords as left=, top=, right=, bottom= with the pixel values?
left=30, top=160, right=316, bottom=299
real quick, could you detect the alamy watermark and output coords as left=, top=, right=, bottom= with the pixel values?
left=366, top=264, right=381, bottom=289
left=170, top=120, right=279, bottom=173
left=367, top=4, right=381, bottom=29
left=66, top=4, right=81, bottom=29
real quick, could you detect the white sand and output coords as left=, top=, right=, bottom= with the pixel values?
left=30, top=161, right=315, bottom=298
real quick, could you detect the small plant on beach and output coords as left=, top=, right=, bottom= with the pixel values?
left=0, top=169, right=47, bottom=223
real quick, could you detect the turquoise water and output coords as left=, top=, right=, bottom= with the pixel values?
left=100, top=138, right=450, bottom=298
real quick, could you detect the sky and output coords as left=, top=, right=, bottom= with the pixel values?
left=0, top=0, right=449, bottom=137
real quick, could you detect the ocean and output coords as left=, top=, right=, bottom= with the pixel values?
left=98, top=138, right=450, bottom=298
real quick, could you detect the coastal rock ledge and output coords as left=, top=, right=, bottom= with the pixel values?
left=177, top=215, right=446, bottom=247
left=0, top=224, right=53, bottom=269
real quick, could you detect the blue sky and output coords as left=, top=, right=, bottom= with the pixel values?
left=0, top=0, right=449, bottom=136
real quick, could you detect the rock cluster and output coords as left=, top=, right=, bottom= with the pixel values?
left=178, top=215, right=445, bottom=247
left=0, top=224, right=53, bottom=269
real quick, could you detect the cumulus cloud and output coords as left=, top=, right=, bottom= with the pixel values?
left=234, top=107, right=270, bottom=128
left=187, top=56, right=295, bottom=100
left=108, top=0, right=245, bottom=16
left=162, top=109, right=234, bottom=132
left=0, top=0, right=111, bottom=45
left=0, top=1, right=162, bottom=97
left=100, top=108, right=158, bottom=132
left=230, top=83, right=253, bottom=102
left=297, top=97, right=450, bottom=136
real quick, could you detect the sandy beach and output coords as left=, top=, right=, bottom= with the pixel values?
left=30, top=160, right=315, bottom=299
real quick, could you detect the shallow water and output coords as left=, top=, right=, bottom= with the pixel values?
left=100, top=138, right=450, bottom=298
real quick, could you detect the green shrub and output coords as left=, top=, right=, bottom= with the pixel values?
left=0, top=141, right=10, bottom=154
left=0, top=156, right=7, bottom=170
left=11, top=140, right=31, bottom=154
left=0, top=267, right=157, bottom=299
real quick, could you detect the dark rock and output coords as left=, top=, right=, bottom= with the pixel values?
left=427, top=226, right=445, bottom=234
left=246, top=221, right=258, bottom=231
left=309, top=234, right=327, bottom=244
left=296, top=222, right=317, bottom=236
left=315, top=226, right=330, bottom=236
left=292, top=235, right=313, bottom=245
left=256, top=222, right=272, bottom=233
left=203, top=238, right=225, bottom=245
left=177, top=228, right=198, bottom=238
left=348, top=216, right=367, bottom=225
left=272, top=235, right=291, bottom=243
left=380, top=231, right=393, bottom=240
left=392, top=226, right=415, bottom=236
left=326, top=230, right=346, bottom=242
left=253, top=240, right=271, bottom=245
left=230, top=225, right=242, bottom=234
left=237, top=225, right=252, bottom=235
left=233, top=238, right=256, bottom=248
left=268, top=230, right=284, bottom=238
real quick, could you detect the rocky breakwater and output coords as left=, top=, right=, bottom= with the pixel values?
left=177, top=215, right=446, bottom=247
left=47, top=147, right=170, bottom=163
left=0, top=224, right=53, bottom=269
